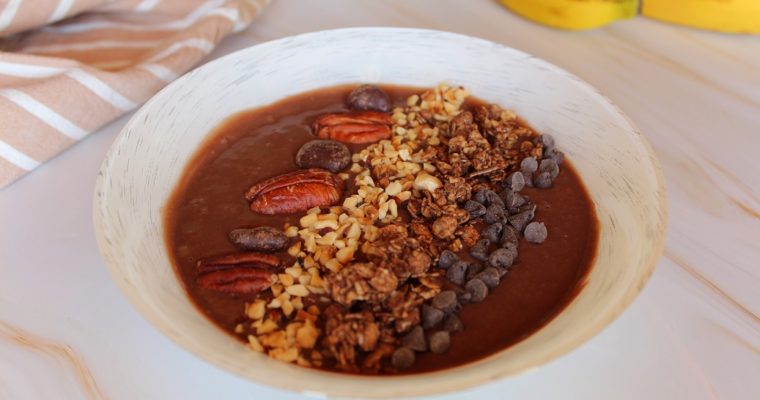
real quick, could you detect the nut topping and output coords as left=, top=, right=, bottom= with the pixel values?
left=245, top=168, right=344, bottom=214
left=196, top=252, right=280, bottom=295
left=313, top=111, right=393, bottom=144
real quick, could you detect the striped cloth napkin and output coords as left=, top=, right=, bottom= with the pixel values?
left=0, top=0, right=269, bottom=189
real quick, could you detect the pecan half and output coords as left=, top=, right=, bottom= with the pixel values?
left=197, top=252, right=280, bottom=274
left=313, top=111, right=393, bottom=144
left=196, top=252, right=280, bottom=295
left=197, top=268, right=275, bottom=295
left=245, top=168, right=344, bottom=215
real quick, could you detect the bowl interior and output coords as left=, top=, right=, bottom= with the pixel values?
left=94, top=28, right=666, bottom=398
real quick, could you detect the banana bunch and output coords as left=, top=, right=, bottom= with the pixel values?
left=499, top=0, right=760, bottom=33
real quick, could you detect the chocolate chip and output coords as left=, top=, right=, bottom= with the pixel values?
left=446, top=261, right=468, bottom=285
left=229, top=227, right=289, bottom=252
left=523, top=171, right=534, bottom=188
left=295, top=140, right=351, bottom=173
left=484, top=204, right=507, bottom=225
left=429, top=331, right=451, bottom=354
left=465, top=279, right=488, bottom=303
left=481, top=223, right=503, bottom=243
left=524, top=221, right=548, bottom=243
left=508, top=209, right=534, bottom=232
left=465, top=263, right=486, bottom=281
left=539, top=158, right=560, bottom=179
left=475, top=267, right=501, bottom=288
left=421, top=305, right=444, bottom=329
left=432, top=290, right=459, bottom=314
left=391, top=347, right=415, bottom=370
left=503, top=190, right=527, bottom=210
left=488, top=248, right=515, bottom=269
left=469, top=238, right=491, bottom=261
left=502, top=242, right=519, bottom=261
left=401, top=326, right=427, bottom=351
left=347, top=84, right=390, bottom=112
left=473, top=189, right=488, bottom=204
left=541, top=134, right=556, bottom=150
left=544, top=148, right=564, bottom=165
left=438, top=250, right=458, bottom=269
left=507, top=171, right=525, bottom=192
left=443, top=314, right=463, bottom=333
left=485, top=190, right=505, bottom=209
left=520, top=156, right=538, bottom=173
left=464, top=200, right=486, bottom=219
left=534, top=171, right=552, bottom=189
left=500, top=225, right=519, bottom=247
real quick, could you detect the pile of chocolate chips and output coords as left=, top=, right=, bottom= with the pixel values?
left=390, top=141, right=562, bottom=370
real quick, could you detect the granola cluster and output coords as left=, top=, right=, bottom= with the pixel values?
left=201, top=84, right=564, bottom=373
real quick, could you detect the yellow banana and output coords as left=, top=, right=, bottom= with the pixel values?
left=498, top=0, right=639, bottom=31
left=499, top=0, right=760, bottom=34
left=642, top=0, right=760, bottom=34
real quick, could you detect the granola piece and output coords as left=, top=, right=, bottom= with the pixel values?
left=432, top=215, right=458, bottom=239
left=326, top=262, right=398, bottom=306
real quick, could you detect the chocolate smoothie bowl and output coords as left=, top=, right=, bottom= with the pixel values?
left=166, top=84, right=598, bottom=374
left=94, top=29, right=666, bottom=397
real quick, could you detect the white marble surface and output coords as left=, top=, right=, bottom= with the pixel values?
left=0, top=0, right=758, bottom=399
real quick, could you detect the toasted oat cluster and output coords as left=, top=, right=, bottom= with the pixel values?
left=196, top=84, right=564, bottom=373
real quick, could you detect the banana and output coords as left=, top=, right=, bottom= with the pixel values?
left=642, top=0, right=760, bottom=34
left=499, top=0, right=760, bottom=34
left=498, top=0, right=639, bottom=31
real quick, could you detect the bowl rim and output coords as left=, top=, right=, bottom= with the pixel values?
left=93, top=27, right=668, bottom=398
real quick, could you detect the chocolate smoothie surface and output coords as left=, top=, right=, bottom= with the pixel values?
left=165, top=84, right=598, bottom=374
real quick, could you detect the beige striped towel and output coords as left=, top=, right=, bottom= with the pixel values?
left=0, top=0, right=269, bottom=189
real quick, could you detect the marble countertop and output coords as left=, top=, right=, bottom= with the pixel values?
left=1, top=1, right=758, bottom=399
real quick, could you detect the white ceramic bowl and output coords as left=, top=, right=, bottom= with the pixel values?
left=94, top=28, right=667, bottom=398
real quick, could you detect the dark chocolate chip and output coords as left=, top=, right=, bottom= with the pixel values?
left=401, top=326, right=427, bottom=352
left=534, top=172, right=553, bottom=189
left=391, top=347, right=416, bottom=370
left=504, top=190, right=527, bottom=211
left=524, top=221, right=548, bottom=244
left=465, top=262, right=484, bottom=281
left=539, top=158, right=560, bottom=179
left=508, top=209, right=534, bottom=232
left=465, top=279, right=488, bottom=303
left=507, top=171, right=525, bottom=192
left=500, top=225, right=519, bottom=247
left=469, top=238, right=491, bottom=261
left=488, top=248, right=515, bottom=269
left=229, top=227, right=289, bottom=252
left=443, top=314, right=464, bottom=333
left=522, top=171, right=534, bottom=188
left=473, top=189, right=488, bottom=204
left=446, top=261, right=468, bottom=285
left=481, top=223, right=503, bottom=243
left=421, top=305, right=444, bottom=329
left=544, top=148, right=565, bottom=165
left=464, top=200, right=486, bottom=219
left=347, top=84, right=391, bottom=112
left=485, top=190, right=505, bottom=208
left=295, top=140, right=351, bottom=173
left=438, top=250, right=458, bottom=269
left=520, top=156, right=538, bottom=173
left=484, top=204, right=507, bottom=225
left=502, top=242, right=519, bottom=261
left=432, top=290, right=459, bottom=314
left=475, top=267, right=501, bottom=288
left=541, top=134, right=556, bottom=150
left=429, top=331, right=451, bottom=354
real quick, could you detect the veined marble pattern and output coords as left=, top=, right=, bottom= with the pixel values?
left=0, top=1, right=758, bottom=399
